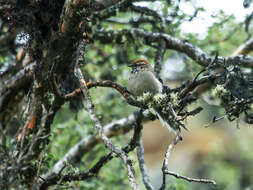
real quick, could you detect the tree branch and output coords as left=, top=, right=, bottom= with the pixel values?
left=232, top=38, right=253, bottom=56
left=154, top=39, right=166, bottom=78
left=137, top=132, right=154, bottom=190
left=164, top=170, right=216, bottom=186
left=159, top=134, right=182, bottom=190
left=130, top=4, right=166, bottom=30
left=93, top=28, right=253, bottom=68
left=64, top=80, right=145, bottom=108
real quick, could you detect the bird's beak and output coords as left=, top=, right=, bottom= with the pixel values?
left=128, top=63, right=134, bottom=67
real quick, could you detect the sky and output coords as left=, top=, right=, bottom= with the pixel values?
left=179, top=0, right=253, bottom=36
left=136, top=0, right=252, bottom=37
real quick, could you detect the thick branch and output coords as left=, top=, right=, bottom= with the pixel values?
left=2, top=62, right=35, bottom=91
left=60, top=0, right=90, bottom=33
left=90, top=0, right=132, bottom=21
left=154, top=39, right=166, bottom=78
left=130, top=4, right=166, bottom=30
left=94, top=28, right=253, bottom=68
left=64, top=80, right=145, bottom=108
left=232, top=38, right=253, bottom=56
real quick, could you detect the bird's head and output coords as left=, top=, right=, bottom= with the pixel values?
left=128, top=59, right=152, bottom=73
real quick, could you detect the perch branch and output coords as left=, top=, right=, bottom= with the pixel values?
left=64, top=80, right=145, bottom=108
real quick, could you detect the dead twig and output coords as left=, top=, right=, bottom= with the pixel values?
left=137, top=132, right=154, bottom=190
left=164, top=170, right=216, bottom=186
left=159, top=133, right=182, bottom=190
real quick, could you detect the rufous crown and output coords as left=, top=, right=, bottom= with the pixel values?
left=132, top=59, right=149, bottom=65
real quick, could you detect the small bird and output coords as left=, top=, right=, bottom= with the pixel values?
left=127, top=59, right=163, bottom=97
left=127, top=59, right=182, bottom=134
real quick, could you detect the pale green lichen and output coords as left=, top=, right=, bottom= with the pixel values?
left=137, top=92, right=152, bottom=103
left=153, top=93, right=167, bottom=104
left=137, top=92, right=168, bottom=109
left=147, top=101, right=155, bottom=108
left=213, top=84, right=228, bottom=98
left=148, top=107, right=156, bottom=115
left=162, top=107, right=168, bottom=114
left=170, top=92, right=179, bottom=106
left=74, top=167, right=80, bottom=174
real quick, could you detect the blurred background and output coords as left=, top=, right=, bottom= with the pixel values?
left=1, top=0, right=253, bottom=189
left=142, top=98, right=253, bottom=190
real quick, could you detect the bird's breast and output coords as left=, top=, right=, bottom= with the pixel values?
left=127, top=71, right=162, bottom=97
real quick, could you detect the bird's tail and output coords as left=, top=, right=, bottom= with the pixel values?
left=152, top=108, right=187, bottom=134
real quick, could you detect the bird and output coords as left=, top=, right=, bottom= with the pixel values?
left=127, top=59, right=182, bottom=134
left=127, top=59, right=163, bottom=97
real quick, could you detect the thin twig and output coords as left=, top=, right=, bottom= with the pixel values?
left=51, top=74, right=63, bottom=98
left=130, top=4, right=166, bottom=30
left=159, top=133, right=182, bottom=190
left=75, top=66, right=139, bottom=190
left=164, top=170, right=216, bottom=186
left=0, top=123, right=6, bottom=147
left=40, top=110, right=145, bottom=189
left=204, top=115, right=226, bottom=128
left=179, top=74, right=220, bottom=98
left=137, top=132, right=154, bottom=190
